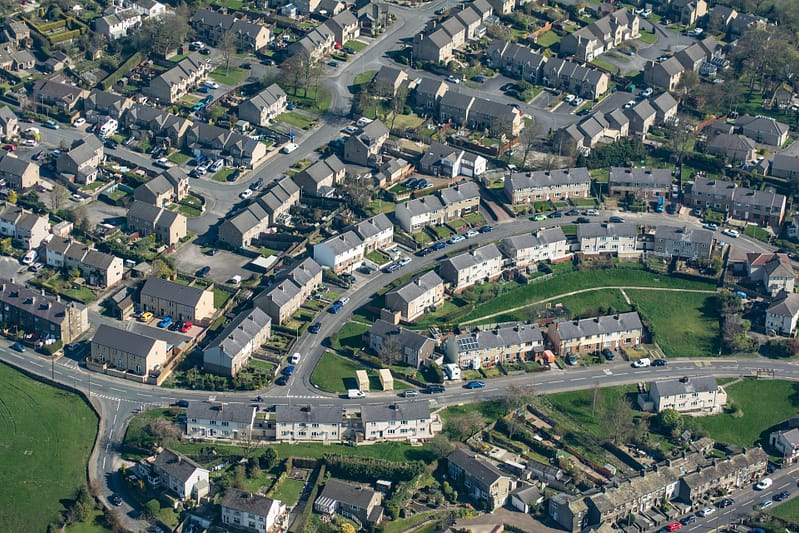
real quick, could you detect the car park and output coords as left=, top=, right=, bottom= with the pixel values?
left=464, top=381, right=486, bottom=389
left=698, top=507, right=714, bottom=517
left=158, top=317, right=172, bottom=328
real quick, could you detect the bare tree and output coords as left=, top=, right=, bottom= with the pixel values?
left=519, top=120, right=543, bottom=169
left=379, top=334, right=403, bottom=366
left=51, top=183, right=69, bottom=212
left=502, top=383, right=535, bottom=415
left=220, top=31, right=236, bottom=76
left=598, top=396, right=634, bottom=445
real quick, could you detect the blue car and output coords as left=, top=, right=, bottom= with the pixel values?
left=11, top=342, right=25, bottom=352
left=432, top=242, right=447, bottom=251
left=464, top=381, right=486, bottom=389
left=329, top=302, right=342, bottom=314
left=282, top=365, right=296, bottom=376
left=158, top=317, right=172, bottom=328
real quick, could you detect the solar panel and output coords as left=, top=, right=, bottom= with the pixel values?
left=458, top=336, right=479, bottom=351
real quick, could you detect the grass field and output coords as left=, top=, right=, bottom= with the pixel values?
left=626, top=290, right=720, bottom=358
left=269, top=477, right=305, bottom=506
left=461, top=266, right=715, bottom=323
left=477, top=288, right=633, bottom=324
left=332, top=321, right=371, bottom=351
left=770, top=495, right=799, bottom=523
left=309, top=352, right=377, bottom=392
left=0, top=362, right=98, bottom=532
left=209, top=66, right=249, bottom=86
left=536, top=30, right=560, bottom=48
left=276, top=111, right=316, bottom=130
left=694, top=379, right=799, bottom=447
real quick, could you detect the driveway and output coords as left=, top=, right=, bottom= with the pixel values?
left=171, top=244, right=253, bottom=284
left=0, top=256, right=33, bottom=285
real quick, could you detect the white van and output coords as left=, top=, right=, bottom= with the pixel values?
left=98, top=119, right=118, bottom=138
left=347, top=389, right=366, bottom=399
left=281, top=142, right=299, bottom=154
left=22, top=250, right=38, bottom=265
left=289, top=352, right=301, bottom=365
left=633, top=357, right=651, bottom=368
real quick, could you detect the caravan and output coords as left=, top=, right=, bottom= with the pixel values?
left=98, top=119, right=118, bottom=139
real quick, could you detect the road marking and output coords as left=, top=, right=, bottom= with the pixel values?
left=549, top=380, right=564, bottom=384
left=616, top=372, right=628, bottom=376
left=109, top=387, right=126, bottom=393
left=28, top=360, right=42, bottom=368
left=571, top=377, right=586, bottom=381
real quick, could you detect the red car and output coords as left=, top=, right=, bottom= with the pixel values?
left=180, top=321, right=192, bottom=333
left=2, top=144, right=16, bottom=151
left=666, top=522, right=682, bottom=532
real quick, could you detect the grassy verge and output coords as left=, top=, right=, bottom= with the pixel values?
left=212, top=168, right=235, bottom=182
left=310, top=352, right=374, bottom=392
left=0, top=362, right=98, bottom=532
left=167, top=151, right=191, bottom=165
left=694, top=380, right=799, bottom=447
left=345, top=40, right=368, bottom=52
left=209, top=66, right=249, bottom=86
left=276, top=111, right=316, bottom=130
left=744, top=224, right=771, bottom=243
left=626, top=290, right=720, bottom=358
left=770, top=495, right=799, bottom=522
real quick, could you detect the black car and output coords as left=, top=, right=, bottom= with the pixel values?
left=207, top=248, right=218, bottom=256
left=197, top=265, right=211, bottom=277
left=250, top=178, right=264, bottom=190
left=576, top=217, right=591, bottom=224
left=718, top=498, right=734, bottom=508
left=608, top=216, right=625, bottom=223
left=548, top=211, right=563, bottom=218
left=601, top=348, right=615, bottom=361
left=426, top=385, right=446, bottom=393
left=565, top=209, right=580, bottom=216
left=104, top=140, right=118, bottom=149
left=471, top=75, right=486, bottom=83
left=774, top=491, right=791, bottom=501
left=175, top=400, right=190, bottom=408
left=680, top=515, right=696, bottom=525
left=341, top=273, right=356, bottom=284
left=308, top=322, right=322, bottom=334
left=479, top=225, right=493, bottom=233
left=199, top=48, right=211, bottom=55
left=110, top=495, right=123, bottom=506
left=275, top=376, right=289, bottom=386
left=500, top=83, right=516, bottom=92
left=652, top=359, right=668, bottom=366
left=240, top=62, right=252, bottom=69
left=577, top=108, right=591, bottom=116
left=416, top=247, right=433, bottom=257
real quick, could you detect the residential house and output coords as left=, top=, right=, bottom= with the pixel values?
left=43, top=238, right=123, bottom=288
left=377, top=157, right=413, bottom=187
left=770, top=428, right=799, bottom=464
left=417, top=141, right=487, bottom=178
left=439, top=91, right=473, bottom=126
left=510, top=483, right=544, bottom=514
left=372, top=66, right=407, bottom=97
left=467, top=97, right=523, bottom=137
left=653, top=225, right=714, bottom=260
left=770, top=153, right=799, bottom=180
left=609, top=166, right=672, bottom=199
left=184, top=122, right=267, bottom=168
left=204, top=307, right=272, bottom=377
left=237, top=83, right=287, bottom=127
left=314, top=479, right=384, bottom=525
left=549, top=312, right=644, bottom=355
left=549, top=493, right=588, bottom=533
left=95, top=9, right=142, bottom=39
left=650, top=92, right=679, bottom=125
left=555, top=110, right=631, bottom=152
left=344, top=119, right=389, bottom=166
left=365, top=319, right=436, bottom=367
left=314, top=215, right=393, bottom=273
left=56, top=136, right=104, bottom=185
left=0, top=154, right=39, bottom=190
left=487, top=0, right=513, bottom=15
left=487, top=40, right=546, bottom=83
left=288, top=26, right=335, bottom=62
left=186, top=402, right=257, bottom=440
left=83, top=89, right=133, bottom=121
left=292, top=155, right=346, bottom=195
left=0, top=204, right=49, bottom=250
left=90, top=324, right=168, bottom=377
left=685, top=177, right=786, bottom=226
left=384, top=270, right=445, bottom=322
left=747, top=253, right=795, bottom=297
left=395, top=195, right=446, bottom=232
left=149, top=449, right=210, bottom=502
left=218, top=175, right=300, bottom=247
left=32, top=78, right=88, bottom=112
left=670, top=0, right=707, bottom=25
left=447, top=449, right=515, bottom=511
left=360, top=401, right=440, bottom=442
left=644, top=57, right=684, bottom=91
left=412, top=25, right=457, bottom=63
left=413, top=78, right=448, bottom=110
left=221, top=489, right=286, bottom=533
left=577, top=222, right=639, bottom=256
left=0, top=279, right=88, bottom=343
left=353, top=213, right=394, bottom=253
left=446, top=324, right=544, bottom=369
left=624, top=99, right=657, bottom=138
left=499, top=228, right=570, bottom=268
left=709, top=5, right=738, bottom=33
left=134, top=167, right=190, bottom=207
left=122, top=105, right=192, bottom=146
left=3, top=20, right=30, bottom=47
left=541, top=57, right=610, bottom=100
left=140, top=276, right=215, bottom=322
left=737, top=114, right=790, bottom=146
left=0, top=45, right=35, bottom=73
left=788, top=215, right=799, bottom=241
left=678, top=448, right=768, bottom=504
left=0, top=106, right=18, bottom=138
left=274, top=404, right=343, bottom=443
left=190, top=9, right=272, bottom=51
left=439, top=243, right=503, bottom=292
left=144, top=53, right=211, bottom=104
left=324, top=10, right=359, bottom=45
left=559, top=8, right=640, bottom=62
left=766, top=292, right=799, bottom=336
left=254, top=257, right=323, bottom=324
left=648, top=377, right=727, bottom=414
left=129, top=0, right=167, bottom=18
left=504, top=167, right=592, bottom=205
left=127, top=201, right=187, bottom=246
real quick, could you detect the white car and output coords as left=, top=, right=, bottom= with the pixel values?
left=446, top=75, right=460, bottom=84
left=563, top=94, right=576, bottom=103
left=465, top=230, right=479, bottom=238
left=572, top=97, right=584, bottom=106
left=397, top=256, right=411, bottom=266
left=356, top=117, right=373, bottom=127
left=721, top=228, right=739, bottom=238
left=624, top=100, right=636, bottom=108
left=448, top=235, right=465, bottom=244
left=698, top=507, right=715, bottom=517
left=703, top=223, right=718, bottom=231
left=343, top=126, right=358, bottom=134
left=290, top=352, right=301, bottom=365
left=756, top=478, right=773, bottom=490
left=22, top=139, right=37, bottom=147
left=641, top=87, right=653, bottom=98
left=72, top=118, right=86, bottom=127
left=239, top=189, right=253, bottom=199
left=204, top=80, right=220, bottom=89
left=71, top=193, right=84, bottom=202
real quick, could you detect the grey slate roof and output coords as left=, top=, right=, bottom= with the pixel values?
left=367, top=319, right=434, bottom=353
left=205, top=306, right=270, bottom=357
left=275, top=404, right=342, bottom=424
left=554, top=312, right=643, bottom=341
left=609, top=166, right=672, bottom=187
left=768, top=292, right=799, bottom=318
left=438, top=181, right=480, bottom=204
left=152, top=448, right=205, bottom=482
left=0, top=279, right=84, bottom=327
left=651, top=376, right=720, bottom=397
left=385, top=271, right=443, bottom=305
left=361, top=400, right=431, bottom=424
left=441, top=243, right=502, bottom=272
left=222, top=488, right=280, bottom=515
left=92, top=323, right=160, bottom=357
left=508, top=167, right=591, bottom=190
left=453, top=324, right=543, bottom=354
left=354, top=213, right=392, bottom=240
left=319, top=479, right=378, bottom=510
left=0, top=154, right=35, bottom=177
left=316, top=230, right=363, bottom=255
left=501, top=227, right=567, bottom=254
left=141, top=277, right=209, bottom=308
left=654, top=225, right=714, bottom=246
left=186, top=402, right=256, bottom=425
left=448, top=449, right=507, bottom=486
left=400, top=195, right=445, bottom=217
left=577, top=222, right=638, bottom=239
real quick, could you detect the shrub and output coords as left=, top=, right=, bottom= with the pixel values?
left=323, top=455, right=424, bottom=483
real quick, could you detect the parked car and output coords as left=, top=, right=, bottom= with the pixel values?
left=240, top=189, right=253, bottom=199
left=403, top=390, right=419, bottom=397
left=43, top=119, right=59, bottom=129
left=197, top=265, right=211, bottom=277
left=697, top=507, right=715, bottom=517
left=602, top=348, right=615, bottom=361
left=448, top=235, right=465, bottom=244
left=585, top=209, right=600, bottom=216
left=533, top=214, right=547, bottom=221
left=180, top=321, right=192, bottom=333
left=11, top=342, right=25, bottom=352
left=140, top=311, right=153, bottom=322
left=721, top=228, right=740, bottom=238
left=479, top=225, right=493, bottom=233
left=110, top=495, right=123, bottom=507
left=651, top=359, right=668, bottom=366
left=308, top=322, right=322, bottom=334
left=72, top=118, right=86, bottom=127
left=774, top=491, right=791, bottom=501
left=432, top=241, right=447, bottom=250
left=756, top=478, right=773, bottom=490
left=679, top=515, right=696, bottom=525
left=609, top=216, right=625, bottom=223
left=718, top=498, right=734, bottom=508
left=426, top=385, right=446, bottom=393
left=576, top=217, right=591, bottom=224
left=158, top=317, right=172, bottom=328
left=329, top=302, right=342, bottom=314
left=758, top=499, right=773, bottom=510
left=665, top=522, right=681, bottom=532
left=548, top=211, right=563, bottom=218
left=175, top=399, right=190, bottom=408
left=703, top=223, right=719, bottom=230
left=282, top=365, right=296, bottom=376
left=275, top=376, right=289, bottom=386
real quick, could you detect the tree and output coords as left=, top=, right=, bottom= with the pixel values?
left=151, top=258, right=173, bottom=279
left=379, top=334, right=403, bottom=366
left=502, top=384, right=535, bottom=415
left=259, top=447, right=278, bottom=470
left=340, top=175, right=375, bottom=213
left=144, top=499, right=160, bottom=519
left=598, top=395, right=634, bottom=445
left=132, top=14, right=190, bottom=56
left=656, top=408, right=683, bottom=432
left=486, top=23, right=511, bottom=41
left=678, top=70, right=701, bottom=95
left=147, top=418, right=181, bottom=444
left=219, top=31, right=236, bottom=76
left=430, top=433, right=455, bottom=460
left=445, top=412, right=486, bottom=440
left=232, top=465, right=247, bottom=490
left=340, top=523, right=356, bottom=533
left=665, top=122, right=695, bottom=169
left=6, top=190, right=16, bottom=205
left=51, top=183, right=69, bottom=212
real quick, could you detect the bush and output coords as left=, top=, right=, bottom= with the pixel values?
left=429, top=362, right=444, bottom=384
left=323, top=455, right=424, bottom=483
left=144, top=499, right=160, bottom=518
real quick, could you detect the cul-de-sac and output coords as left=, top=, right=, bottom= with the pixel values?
left=3, top=0, right=799, bottom=532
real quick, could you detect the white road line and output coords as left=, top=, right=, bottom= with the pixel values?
left=549, top=380, right=564, bottom=384
left=571, top=377, right=586, bottom=381
left=616, top=372, right=629, bottom=376
left=109, top=387, right=126, bottom=393
left=28, top=360, right=43, bottom=368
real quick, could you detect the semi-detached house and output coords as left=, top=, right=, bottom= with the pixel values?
left=254, top=257, right=323, bottom=324
left=559, top=8, right=640, bottom=62
left=499, top=227, right=570, bottom=268
left=384, top=270, right=445, bottom=322
left=203, top=306, right=272, bottom=377
left=504, top=167, right=591, bottom=205
left=0, top=204, right=49, bottom=250
left=685, top=177, right=786, bottom=226
left=90, top=323, right=168, bottom=378
left=43, top=238, right=123, bottom=288
left=292, top=155, right=345, bottom=195
left=134, top=167, right=190, bottom=207
left=577, top=222, right=639, bottom=256
left=144, top=53, right=211, bottom=104
left=126, top=200, right=188, bottom=246
left=237, top=83, right=287, bottom=127
left=647, top=376, right=727, bottom=414
left=652, top=225, right=714, bottom=261
left=147, top=448, right=210, bottom=502
left=190, top=9, right=271, bottom=51
left=395, top=181, right=481, bottom=232
left=313, top=214, right=393, bottom=273
left=140, top=276, right=215, bottom=323
left=548, top=312, right=643, bottom=355
left=447, top=449, right=515, bottom=512
left=221, top=489, right=286, bottom=533
left=0, top=153, right=39, bottom=190
left=186, top=402, right=257, bottom=440
left=608, top=166, right=672, bottom=199
left=766, top=292, right=799, bottom=337
left=446, top=323, right=544, bottom=369
left=439, top=243, right=503, bottom=292
left=365, top=319, right=436, bottom=368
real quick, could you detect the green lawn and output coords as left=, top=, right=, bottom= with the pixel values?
left=556, top=289, right=632, bottom=317
left=309, top=352, right=370, bottom=392
left=591, top=58, right=617, bottom=72
left=352, top=69, right=376, bottom=86
left=209, top=66, right=249, bottom=86
left=536, top=30, right=560, bottom=48
left=637, top=30, right=658, bottom=44
left=345, top=40, right=368, bottom=52
left=545, top=385, right=637, bottom=440
left=694, top=380, right=799, bottom=447
left=276, top=111, right=316, bottom=130
left=626, top=290, right=720, bottom=358
left=284, top=86, right=332, bottom=113
left=269, top=477, right=304, bottom=506
left=771, top=494, right=799, bottom=522
left=460, top=267, right=715, bottom=323
left=438, top=400, right=506, bottom=422
left=0, top=362, right=98, bottom=532
left=744, top=224, right=771, bottom=243
left=168, top=151, right=191, bottom=165
left=382, top=511, right=444, bottom=533
left=178, top=204, right=201, bottom=217
left=214, top=288, right=232, bottom=308
left=332, top=321, right=371, bottom=351
left=212, top=168, right=235, bottom=183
